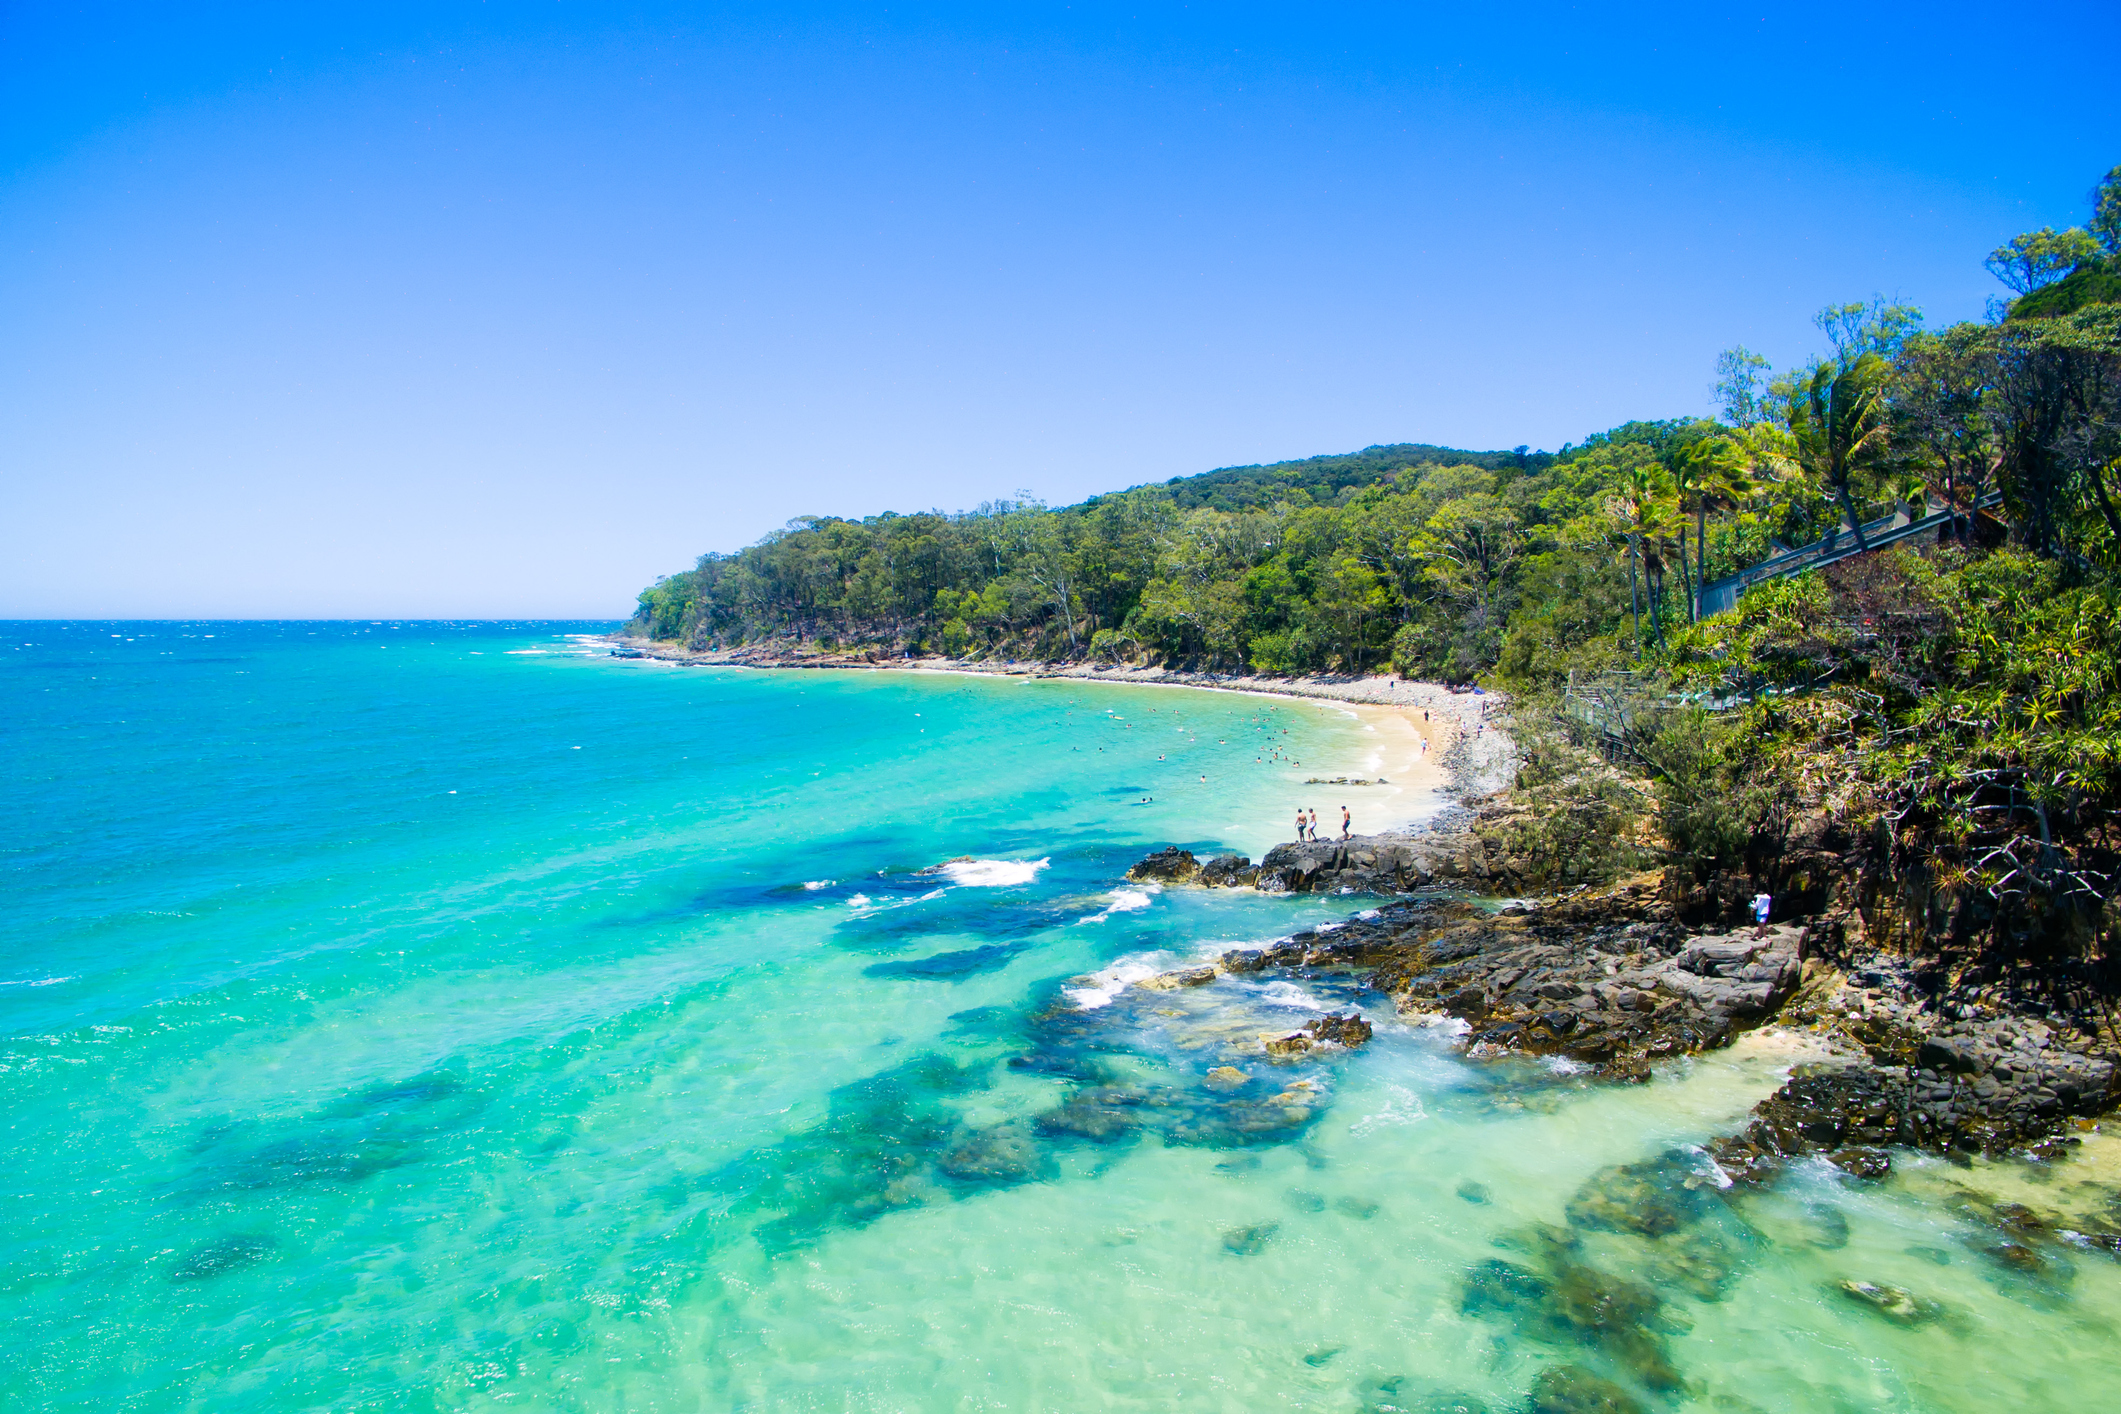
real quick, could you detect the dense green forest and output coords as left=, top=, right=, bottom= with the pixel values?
left=632, top=165, right=2121, bottom=958
left=630, top=166, right=2120, bottom=691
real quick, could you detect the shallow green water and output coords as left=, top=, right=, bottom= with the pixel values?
left=4, top=622, right=2118, bottom=1412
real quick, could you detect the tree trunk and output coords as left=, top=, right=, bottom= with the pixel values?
left=1627, top=537, right=1642, bottom=660
left=1836, top=485, right=1872, bottom=551
left=1676, top=523, right=1696, bottom=624
left=1696, top=507, right=1708, bottom=617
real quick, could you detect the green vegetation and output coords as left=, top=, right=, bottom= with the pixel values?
left=633, top=164, right=2121, bottom=955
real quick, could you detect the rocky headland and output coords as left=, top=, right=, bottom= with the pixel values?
left=1121, top=845, right=2121, bottom=1180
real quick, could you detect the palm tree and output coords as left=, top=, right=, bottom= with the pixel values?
left=1672, top=438, right=1755, bottom=620
left=1788, top=353, right=1892, bottom=551
left=1609, top=462, right=1676, bottom=658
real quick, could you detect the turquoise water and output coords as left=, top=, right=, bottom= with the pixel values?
left=4, top=621, right=2119, bottom=1413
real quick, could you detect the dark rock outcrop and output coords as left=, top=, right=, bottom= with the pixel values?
left=1372, top=886, right=1806, bottom=1077
left=1263, top=1011, right=1374, bottom=1058
left=1126, top=831, right=1498, bottom=895
left=1126, top=846, right=1199, bottom=883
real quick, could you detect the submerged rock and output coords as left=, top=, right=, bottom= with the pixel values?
left=1457, top=1180, right=1491, bottom=1205
left=169, top=1233, right=277, bottom=1283
left=1334, top=1195, right=1381, bottom=1220
left=1203, top=1065, right=1250, bottom=1092
left=1462, top=1233, right=1684, bottom=1393
left=1565, top=1151, right=1719, bottom=1238
left=1223, top=1222, right=1279, bottom=1256
left=1834, top=1279, right=1946, bottom=1326
left=1528, top=1364, right=1647, bottom=1414
left=936, top=1122, right=1045, bottom=1184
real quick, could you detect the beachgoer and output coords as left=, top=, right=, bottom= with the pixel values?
left=1340, top=806, right=1351, bottom=839
left=1294, top=810, right=1307, bottom=841
left=1751, top=892, right=1773, bottom=938
left=1307, top=808, right=1319, bottom=840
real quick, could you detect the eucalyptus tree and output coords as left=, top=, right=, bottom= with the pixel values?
left=1892, top=325, right=2000, bottom=542
left=1984, top=227, right=2105, bottom=295
left=1712, top=346, right=1773, bottom=428
left=1984, top=305, right=2121, bottom=562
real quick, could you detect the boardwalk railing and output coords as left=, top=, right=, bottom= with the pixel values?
left=1696, top=492, right=2002, bottom=619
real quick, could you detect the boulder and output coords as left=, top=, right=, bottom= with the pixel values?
left=1306, top=1012, right=1373, bottom=1047
left=1834, top=1280, right=1946, bottom=1327
left=1127, top=847, right=1199, bottom=883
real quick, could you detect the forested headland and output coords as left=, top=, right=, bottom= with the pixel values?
left=633, top=165, right=2121, bottom=964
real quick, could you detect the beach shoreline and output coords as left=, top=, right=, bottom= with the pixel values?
left=603, top=634, right=1511, bottom=835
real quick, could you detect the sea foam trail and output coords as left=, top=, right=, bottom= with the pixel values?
left=934, top=857, right=1049, bottom=887
left=1063, top=952, right=1176, bottom=1010
left=1078, top=887, right=1156, bottom=924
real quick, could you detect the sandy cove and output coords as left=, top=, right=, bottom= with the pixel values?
left=606, top=635, right=1515, bottom=834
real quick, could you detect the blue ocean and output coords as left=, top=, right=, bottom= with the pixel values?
left=5, top=621, right=2118, bottom=1412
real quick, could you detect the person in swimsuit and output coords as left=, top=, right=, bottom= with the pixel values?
left=1294, top=809, right=1307, bottom=841
left=1307, top=808, right=1319, bottom=840
left=1340, top=806, right=1351, bottom=840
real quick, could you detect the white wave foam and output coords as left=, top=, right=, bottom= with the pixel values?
left=0, top=976, right=76, bottom=988
left=1350, top=1084, right=1428, bottom=1136
left=1078, top=887, right=1156, bottom=924
left=1685, top=1144, right=1737, bottom=1189
left=846, top=893, right=872, bottom=910
left=803, top=880, right=834, bottom=890
left=504, top=649, right=548, bottom=655
left=1542, top=1055, right=1592, bottom=1076
left=1063, top=952, right=1176, bottom=1009
left=935, top=857, right=1049, bottom=887
left=1252, top=979, right=1327, bottom=1011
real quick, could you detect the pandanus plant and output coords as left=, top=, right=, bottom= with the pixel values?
left=1788, top=352, right=1893, bottom=551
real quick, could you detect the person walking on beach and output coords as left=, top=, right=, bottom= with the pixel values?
left=1340, top=806, right=1351, bottom=840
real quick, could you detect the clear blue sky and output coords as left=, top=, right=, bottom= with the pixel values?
left=3, top=2, right=2116, bottom=618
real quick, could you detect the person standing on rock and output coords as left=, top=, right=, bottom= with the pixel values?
left=1307, top=808, right=1319, bottom=841
left=1340, top=806, right=1351, bottom=840
left=1751, top=891, right=1773, bottom=938
left=1294, top=809, right=1308, bottom=841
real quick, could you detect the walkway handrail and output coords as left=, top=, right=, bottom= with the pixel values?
left=1698, top=492, right=2002, bottom=615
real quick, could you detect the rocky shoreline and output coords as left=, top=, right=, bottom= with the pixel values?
left=1119, top=848, right=2121, bottom=1180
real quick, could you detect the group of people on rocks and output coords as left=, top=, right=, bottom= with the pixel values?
left=1293, top=806, right=1352, bottom=843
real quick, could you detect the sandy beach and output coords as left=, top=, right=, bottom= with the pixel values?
left=606, top=636, right=1511, bottom=838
